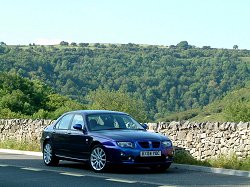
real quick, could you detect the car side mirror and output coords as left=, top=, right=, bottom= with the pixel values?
left=73, top=124, right=83, bottom=130
left=141, top=123, right=148, bottom=130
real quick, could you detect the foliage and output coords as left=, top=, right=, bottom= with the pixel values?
left=169, top=82, right=250, bottom=122
left=86, top=88, right=147, bottom=122
left=175, top=150, right=250, bottom=171
left=233, top=45, right=238, bottom=50
left=0, top=73, right=85, bottom=119
left=208, top=154, right=250, bottom=171
left=160, top=108, right=200, bottom=122
left=224, top=100, right=250, bottom=122
left=0, top=43, right=250, bottom=120
left=60, top=41, right=69, bottom=46
left=176, top=41, right=192, bottom=50
left=0, top=139, right=40, bottom=152
left=174, top=150, right=211, bottom=166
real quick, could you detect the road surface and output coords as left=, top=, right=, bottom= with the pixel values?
left=0, top=152, right=249, bottom=187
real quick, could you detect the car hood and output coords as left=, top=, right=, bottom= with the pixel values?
left=90, top=129, right=170, bottom=142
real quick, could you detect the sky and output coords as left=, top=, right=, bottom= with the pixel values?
left=1, top=0, right=250, bottom=49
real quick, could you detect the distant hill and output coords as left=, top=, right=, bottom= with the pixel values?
left=162, top=81, right=250, bottom=122
left=0, top=42, right=250, bottom=120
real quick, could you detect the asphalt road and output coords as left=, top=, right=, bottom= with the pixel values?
left=0, top=152, right=249, bottom=187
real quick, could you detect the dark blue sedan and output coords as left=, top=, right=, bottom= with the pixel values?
left=40, top=110, right=174, bottom=172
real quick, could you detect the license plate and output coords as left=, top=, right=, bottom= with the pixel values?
left=140, top=151, right=161, bottom=157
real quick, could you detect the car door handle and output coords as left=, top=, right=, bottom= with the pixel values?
left=67, top=132, right=71, bottom=135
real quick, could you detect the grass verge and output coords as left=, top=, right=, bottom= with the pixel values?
left=0, top=139, right=40, bottom=152
left=174, top=150, right=250, bottom=171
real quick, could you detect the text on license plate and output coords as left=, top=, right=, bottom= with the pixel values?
left=140, top=151, right=161, bottom=157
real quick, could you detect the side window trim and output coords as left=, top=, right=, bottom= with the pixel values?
left=54, top=113, right=74, bottom=130
left=53, top=116, right=64, bottom=129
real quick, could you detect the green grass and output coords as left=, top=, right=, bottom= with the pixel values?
left=174, top=150, right=211, bottom=166
left=174, top=150, right=250, bottom=171
left=0, top=139, right=40, bottom=152
left=208, top=154, right=250, bottom=171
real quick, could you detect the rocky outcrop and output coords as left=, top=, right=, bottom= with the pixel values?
left=0, top=119, right=249, bottom=160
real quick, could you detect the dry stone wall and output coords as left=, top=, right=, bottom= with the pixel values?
left=0, top=119, right=54, bottom=142
left=0, top=119, right=249, bottom=160
left=148, top=121, right=250, bottom=160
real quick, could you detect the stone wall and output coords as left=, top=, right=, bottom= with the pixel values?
left=0, top=119, right=54, bottom=142
left=147, top=121, right=250, bottom=160
left=0, top=119, right=249, bottom=160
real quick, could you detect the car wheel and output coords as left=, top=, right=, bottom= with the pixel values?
left=150, top=163, right=171, bottom=172
left=43, top=141, right=59, bottom=166
left=89, top=145, right=107, bottom=172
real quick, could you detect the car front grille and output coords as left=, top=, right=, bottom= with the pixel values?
left=138, top=141, right=160, bottom=149
left=138, top=141, right=150, bottom=148
left=152, top=142, right=160, bottom=148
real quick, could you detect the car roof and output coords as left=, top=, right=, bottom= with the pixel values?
left=66, top=110, right=127, bottom=115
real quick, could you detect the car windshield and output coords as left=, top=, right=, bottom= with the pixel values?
left=86, top=113, right=144, bottom=131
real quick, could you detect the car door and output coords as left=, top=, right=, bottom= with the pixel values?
left=67, top=114, right=92, bottom=160
left=52, top=113, right=74, bottom=156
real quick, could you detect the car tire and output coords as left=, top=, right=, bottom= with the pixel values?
left=89, top=145, right=107, bottom=172
left=43, top=141, right=59, bottom=166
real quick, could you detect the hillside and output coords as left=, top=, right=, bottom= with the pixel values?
left=0, top=42, right=250, bottom=120
left=0, top=73, right=84, bottom=119
left=163, top=81, right=250, bottom=122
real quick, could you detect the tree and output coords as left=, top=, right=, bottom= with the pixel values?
left=0, top=41, right=250, bottom=121
left=233, top=45, right=238, bottom=50
left=202, top=46, right=211, bottom=49
left=86, top=88, right=147, bottom=122
left=0, top=41, right=6, bottom=45
left=0, top=73, right=85, bottom=119
left=79, top=43, right=89, bottom=47
left=71, top=42, right=77, bottom=46
left=224, top=100, right=250, bottom=122
left=60, top=41, right=69, bottom=46
left=176, top=41, right=190, bottom=50
left=93, top=43, right=100, bottom=48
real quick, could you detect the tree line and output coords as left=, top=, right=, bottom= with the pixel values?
left=0, top=42, right=249, bottom=120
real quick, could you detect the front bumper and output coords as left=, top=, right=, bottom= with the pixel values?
left=104, top=146, right=174, bottom=166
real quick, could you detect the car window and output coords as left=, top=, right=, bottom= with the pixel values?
left=71, top=114, right=84, bottom=130
left=86, top=113, right=144, bottom=131
left=55, top=114, right=73, bottom=130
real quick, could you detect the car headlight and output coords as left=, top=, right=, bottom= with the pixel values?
left=117, top=142, right=135, bottom=148
left=162, top=141, right=172, bottom=147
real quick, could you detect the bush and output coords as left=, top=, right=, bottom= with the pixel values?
left=224, top=100, right=250, bottom=122
left=86, top=88, right=147, bottom=122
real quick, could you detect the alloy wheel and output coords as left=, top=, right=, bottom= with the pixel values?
left=43, top=143, right=52, bottom=165
left=90, top=146, right=107, bottom=171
